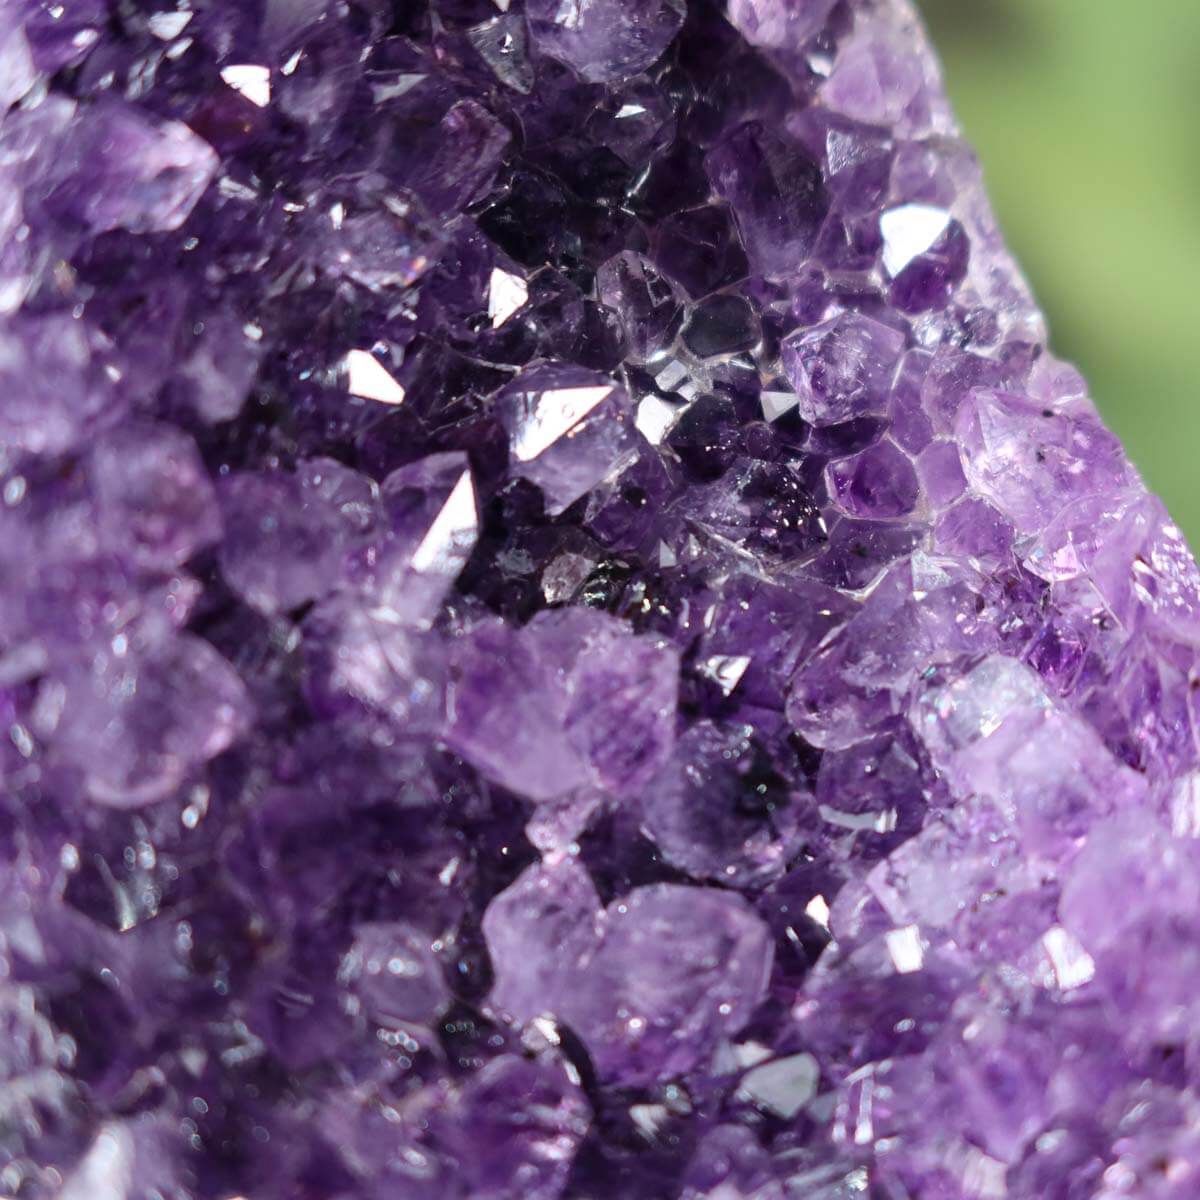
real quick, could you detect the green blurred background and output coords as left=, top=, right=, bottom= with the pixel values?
left=918, top=0, right=1200, bottom=544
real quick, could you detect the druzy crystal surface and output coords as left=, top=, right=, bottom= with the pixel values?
left=1, top=0, right=1198, bottom=1196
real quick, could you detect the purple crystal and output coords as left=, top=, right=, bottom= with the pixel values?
left=438, top=1053, right=591, bottom=1200
left=51, top=98, right=219, bottom=235
left=826, top=437, right=920, bottom=519
left=640, top=720, right=803, bottom=886
left=4, top=0, right=1200, bottom=1196
left=782, top=311, right=906, bottom=426
left=50, top=632, right=251, bottom=807
left=483, top=856, right=605, bottom=1026
left=90, top=422, right=221, bottom=572
left=486, top=878, right=774, bottom=1086
left=447, top=608, right=677, bottom=802
left=217, top=459, right=379, bottom=616
left=706, top=121, right=828, bottom=276
left=681, top=1125, right=786, bottom=1200
left=370, top=451, right=480, bottom=627
left=0, top=313, right=116, bottom=455
left=493, top=362, right=641, bottom=515
left=653, top=203, right=750, bottom=297
left=525, top=0, right=685, bottom=83
left=596, top=250, right=686, bottom=363
left=682, top=292, right=760, bottom=358
left=727, top=0, right=837, bottom=50
left=338, top=920, right=450, bottom=1026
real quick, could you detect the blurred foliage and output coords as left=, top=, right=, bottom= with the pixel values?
left=919, top=0, right=1200, bottom=543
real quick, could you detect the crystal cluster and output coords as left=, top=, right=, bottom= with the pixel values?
left=1, top=0, right=1198, bottom=1196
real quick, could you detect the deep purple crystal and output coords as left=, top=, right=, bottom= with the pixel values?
left=0, top=1, right=1196, bottom=1197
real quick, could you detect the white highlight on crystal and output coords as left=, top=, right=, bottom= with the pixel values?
left=653, top=358, right=689, bottom=393
left=635, top=395, right=678, bottom=445
left=880, top=204, right=952, bottom=277
left=733, top=1041, right=772, bottom=1068
left=345, top=350, right=406, bottom=405
left=629, top=1103, right=669, bottom=1138
left=761, top=389, right=799, bottom=422
left=220, top=64, right=272, bottom=108
left=737, top=1052, right=820, bottom=1119
left=852, top=1067, right=876, bottom=1145
left=371, top=73, right=427, bottom=103
left=819, top=804, right=896, bottom=834
left=917, top=655, right=1054, bottom=758
left=1170, top=771, right=1200, bottom=837
left=700, top=654, right=752, bottom=696
left=59, top=1124, right=134, bottom=1200
left=962, top=1148, right=1008, bottom=1200
left=149, top=11, right=193, bottom=38
left=885, top=925, right=924, bottom=974
left=804, top=895, right=831, bottom=929
left=553, top=0, right=585, bottom=31
left=488, top=267, right=528, bottom=328
left=410, top=470, right=479, bottom=574
left=1042, top=925, right=1096, bottom=992
left=512, top=385, right=612, bottom=461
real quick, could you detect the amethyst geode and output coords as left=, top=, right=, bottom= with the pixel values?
left=1, top=0, right=1197, bottom=1197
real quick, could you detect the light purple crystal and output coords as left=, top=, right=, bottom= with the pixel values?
left=90, top=422, right=221, bottom=572
left=217, top=459, right=378, bottom=615
left=0, top=313, right=115, bottom=455
left=339, top=920, right=450, bottom=1026
left=727, top=0, right=837, bottom=49
left=493, top=362, right=641, bottom=515
left=504, top=881, right=775, bottom=1087
left=49, top=632, right=251, bottom=807
left=52, top=99, right=219, bottom=235
left=526, top=0, right=686, bottom=83
left=447, top=608, right=677, bottom=802
left=370, top=451, right=480, bottom=627
left=483, top=855, right=605, bottom=1026
left=782, top=311, right=906, bottom=426
left=3, top=0, right=1199, bottom=1197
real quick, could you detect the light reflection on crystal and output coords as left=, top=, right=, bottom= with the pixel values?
left=148, top=12, right=193, bottom=39
left=880, top=203, right=953, bottom=276
left=1041, top=925, right=1095, bottom=991
left=344, top=349, right=406, bottom=405
left=634, top=393, right=679, bottom=444
left=408, top=468, right=478, bottom=581
left=737, top=1052, right=820, bottom=1119
left=884, top=925, right=924, bottom=974
left=510, top=385, right=614, bottom=462
left=487, top=266, right=528, bottom=328
left=219, top=64, right=271, bottom=107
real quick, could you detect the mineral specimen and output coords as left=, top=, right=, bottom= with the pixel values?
left=0, top=1, right=1195, bottom=1197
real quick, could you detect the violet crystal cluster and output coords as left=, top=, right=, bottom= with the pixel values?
left=2, top=0, right=1199, bottom=1196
